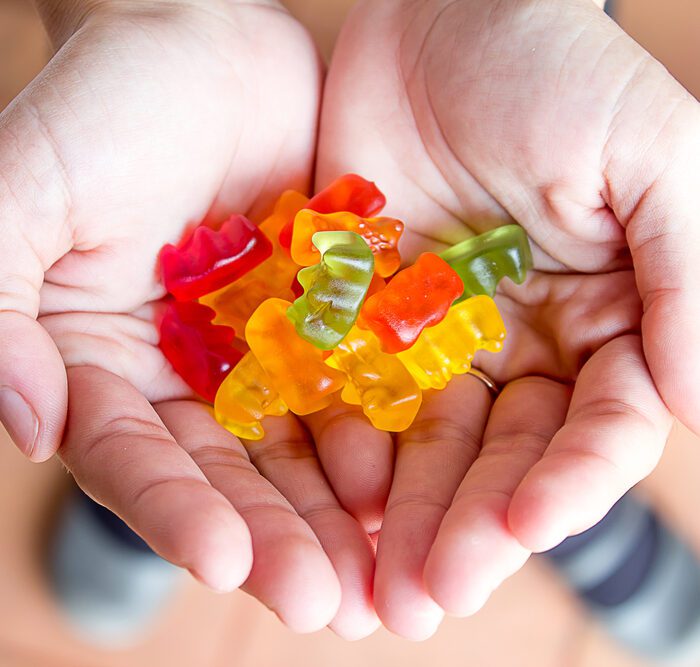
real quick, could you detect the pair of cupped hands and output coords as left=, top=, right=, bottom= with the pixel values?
left=1, top=0, right=698, bottom=640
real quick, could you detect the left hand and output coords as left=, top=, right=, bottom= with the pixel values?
left=309, top=0, right=700, bottom=639
left=0, top=0, right=379, bottom=638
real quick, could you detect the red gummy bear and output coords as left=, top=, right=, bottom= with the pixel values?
left=161, top=215, right=273, bottom=301
left=290, top=273, right=304, bottom=299
left=359, top=253, right=464, bottom=353
left=279, top=174, right=386, bottom=249
left=159, top=301, right=243, bottom=402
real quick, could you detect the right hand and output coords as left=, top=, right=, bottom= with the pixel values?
left=0, top=0, right=377, bottom=637
left=315, top=0, right=699, bottom=638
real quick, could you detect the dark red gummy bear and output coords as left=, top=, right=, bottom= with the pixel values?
left=161, top=215, right=273, bottom=301
left=279, top=174, right=387, bottom=249
left=159, top=301, right=243, bottom=402
left=290, top=274, right=304, bottom=299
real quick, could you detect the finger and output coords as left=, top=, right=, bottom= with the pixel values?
left=59, top=366, right=252, bottom=592
left=424, top=377, right=571, bottom=616
left=508, top=335, right=673, bottom=552
left=606, top=78, right=700, bottom=434
left=156, top=403, right=342, bottom=635
left=375, top=374, right=491, bottom=640
left=244, top=415, right=379, bottom=640
left=0, top=144, right=67, bottom=461
left=0, top=312, right=67, bottom=461
left=302, top=397, right=394, bottom=533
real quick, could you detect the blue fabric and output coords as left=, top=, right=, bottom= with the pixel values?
left=547, top=496, right=629, bottom=559
left=81, top=492, right=154, bottom=554
left=583, top=512, right=659, bottom=606
left=545, top=494, right=660, bottom=607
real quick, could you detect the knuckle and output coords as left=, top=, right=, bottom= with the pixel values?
left=400, top=417, right=482, bottom=457
left=385, top=492, right=451, bottom=518
left=248, top=438, right=316, bottom=468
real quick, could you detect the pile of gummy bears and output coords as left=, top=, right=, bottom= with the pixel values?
left=158, top=174, right=533, bottom=440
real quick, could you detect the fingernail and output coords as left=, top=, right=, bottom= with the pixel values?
left=0, top=387, right=39, bottom=457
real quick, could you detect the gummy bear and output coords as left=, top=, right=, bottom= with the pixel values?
left=200, top=191, right=307, bottom=334
left=326, top=326, right=422, bottom=432
left=215, top=351, right=288, bottom=440
left=358, top=253, right=463, bottom=353
left=291, top=210, right=403, bottom=277
left=397, top=296, right=506, bottom=390
left=161, top=214, right=273, bottom=301
left=279, top=173, right=386, bottom=249
left=246, top=298, right=346, bottom=415
left=159, top=301, right=243, bottom=402
left=287, top=231, right=374, bottom=350
left=439, top=225, right=533, bottom=301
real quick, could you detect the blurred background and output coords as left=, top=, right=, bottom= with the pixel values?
left=0, top=0, right=698, bottom=665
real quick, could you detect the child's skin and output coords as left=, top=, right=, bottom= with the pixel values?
left=0, top=0, right=698, bottom=641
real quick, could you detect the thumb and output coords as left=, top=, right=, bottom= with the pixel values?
left=605, top=69, right=700, bottom=434
left=0, top=311, right=67, bottom=462
left=0, top=77, right=75, bottom=461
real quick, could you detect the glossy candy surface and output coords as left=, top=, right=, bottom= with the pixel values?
left=279, top=173, right=386, bottom=249
left=215, top=351, right=287, bottom=440
left=200, top=192, right=307, bottom=335
left=439, top=225, right=533, bottom=301
left=159, top=301, right=243, bottom=402
left=157, top=176, right=524, bottom=436
left=365, top=273, right=387, bottom=298
left=397, top=296, right=506, bottom=390
left=246, top=298, right=346, bottom=415
left=359, top=253, right=463, bottom=353
left=161, top=214, right=273, bottom=301
left=326, top=326, right=422, bottom=432
left=291, top=210, right=403, bottom=277
left=287, top=231, right=374, bottom=350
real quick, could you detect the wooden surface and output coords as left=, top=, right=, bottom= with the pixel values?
left=0, top=0, right=698, bottom=665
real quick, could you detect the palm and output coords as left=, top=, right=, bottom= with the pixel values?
left=317, top=0, right=698, bottom=638
left=32, top=2, right=318, bottom=397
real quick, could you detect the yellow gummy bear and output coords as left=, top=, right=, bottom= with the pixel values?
left=327, top=326, right=422, bottom=432
left=397, top=295, right=506, bottom=390
left=214, top=351, right=288, bottom=441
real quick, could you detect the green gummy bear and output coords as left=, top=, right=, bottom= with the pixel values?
left=287, top=231, right=374, bottom=350
left=439, top=225, right=533, bottom=301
